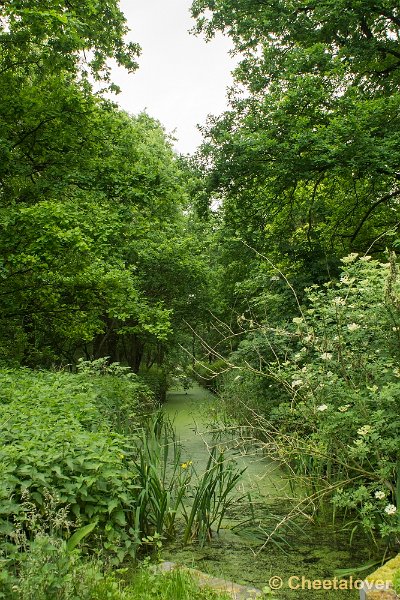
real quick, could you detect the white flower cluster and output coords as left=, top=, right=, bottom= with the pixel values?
left=374, top=490, right=386, bottom=500
left=347, top=322, right=361, bottom=332
left=291, top=379, right=303, bottom=388
left=338, top=404, right=351, bottom=413
left=340, top=253, right=358, bottom=264
left=317, top=404, right=328, bottom=412
left=384, top=504, right=397, bottom=515
left=332, top=297, right=346, bottom=306
left=292, top=317, right=304, bottom=325
left=357, top=425, right=372, bottom=436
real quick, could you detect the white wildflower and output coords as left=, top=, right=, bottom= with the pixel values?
left=332, top=297, right=346, bottom=306
left=354, top=438, right=365, bottom=446
left=347, top=323, right=361, bottom=332
left=357, top=425, right=372, bottom=436
left=374, top=491, right=386, bottom=500
left=359, top=255, right=372, bottom=262
left=292, top=317, right=304, bottom=325
left=340, top=253, right=358, bottom=264
left=291, top=379, right=303, bottom=388
left=340, top=275, right=356, bottom=285
left=320, top=352, right=332, bottom=361
left=317, top=404, right=328, bottom=412
left=338, top=404, right=351, bottom=412
left=384, top=504, right=397, bottom=515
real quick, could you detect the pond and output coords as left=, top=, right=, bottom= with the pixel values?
left=162, top=385, right=373, bottom=600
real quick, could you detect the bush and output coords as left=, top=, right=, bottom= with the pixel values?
left=225, top=253, right=400, bottom=549
left=0, top=367, right=153, bottom=563
left=138, top=366, right=168, bottom=404
left=0, top=367, right=245, bottom=565
left=192, top=359, right=228, bottom=393
left=0, top=533, right=232, bottom=600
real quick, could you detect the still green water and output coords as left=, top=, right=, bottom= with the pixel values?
left=162, top=385, right=372, bottom=600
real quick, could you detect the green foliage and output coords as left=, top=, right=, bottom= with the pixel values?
left=190, top=0, right=400, bottom=344
left=66, top=522, right=98, bottom=553
left=0, top=0, right=140, bottom=82
left=0, top=0, right=211, bottom=372
left=138, top=367, right=169, bottom=405
left=228, top=254, right=400, bottom=548
left=131, top=414, right=192, bottom=543
left=128, top=566, right=232, bottom=600
left=0, top=534, right=231, bottom=600
left=393, top=568, right=400, bottom=594
left=193, top=360, right=228, bottom=393
left=0, top=367, right=245, bottom=566
left=0, top=368, right=155, bottom=564
left=76, top=358, right=155, bottom=433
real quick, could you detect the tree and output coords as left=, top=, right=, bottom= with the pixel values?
left=191, top=0, right=400, bottom=257
left=0, top=3, right=209, bottom=370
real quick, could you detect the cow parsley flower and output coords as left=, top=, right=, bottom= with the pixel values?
left=340, top=253, right=358, bottom=264
left=320, top=352, right=332, bottom=361
left=347, top=323, right=361, bottom=332
left=292, top=317, right=304, bottom=325
left=317, top=404, right=328, bottom=412
left=374, top=491, right=386, bottom=500
left=291, top=379, right=303, bottom=388
left=384, top=504, right=397, bottom=515
left=332, top=297, right=346, bottom=306
left=357, top=425, right=372, bottom=436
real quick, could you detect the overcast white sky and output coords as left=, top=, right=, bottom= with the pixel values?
left=109, top=0, right=235, bottom=155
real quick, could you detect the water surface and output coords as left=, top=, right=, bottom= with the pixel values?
left=163, top=385, right=370, bottom=599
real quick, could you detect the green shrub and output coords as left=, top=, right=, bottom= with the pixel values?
left=0, top=533, right=232, bottom=600
left=138, top=366, right=168, bottom=404
left=77, top=357, right=155, bottom=433
left=0, top=368, right=151, bottom=563
left=192, top=359, right=227, bottom=393
left=228, top=253, right=400, bottom=548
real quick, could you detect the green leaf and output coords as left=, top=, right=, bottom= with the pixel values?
left=66, top=520, right=98, bottom=552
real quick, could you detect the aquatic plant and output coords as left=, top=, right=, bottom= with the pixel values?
left=131, top=413, right=192, bottom=546
left=182, top=446, right=245, bottom=546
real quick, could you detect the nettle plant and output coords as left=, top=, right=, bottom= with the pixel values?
left=260, top=253, right=400, bottom=547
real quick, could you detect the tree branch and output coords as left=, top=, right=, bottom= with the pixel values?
left=350, top=188, right=400, bottom=244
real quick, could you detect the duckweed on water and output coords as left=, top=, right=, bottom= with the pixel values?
left=163, top=386, right=374, bottom=600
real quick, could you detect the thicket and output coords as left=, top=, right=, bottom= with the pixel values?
left=210, top=255, right=400, bottom=551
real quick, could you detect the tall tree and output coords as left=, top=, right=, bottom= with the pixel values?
left=192, top=0, right=400, bottom=257
left=0, top=2, right=209, bottom=369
